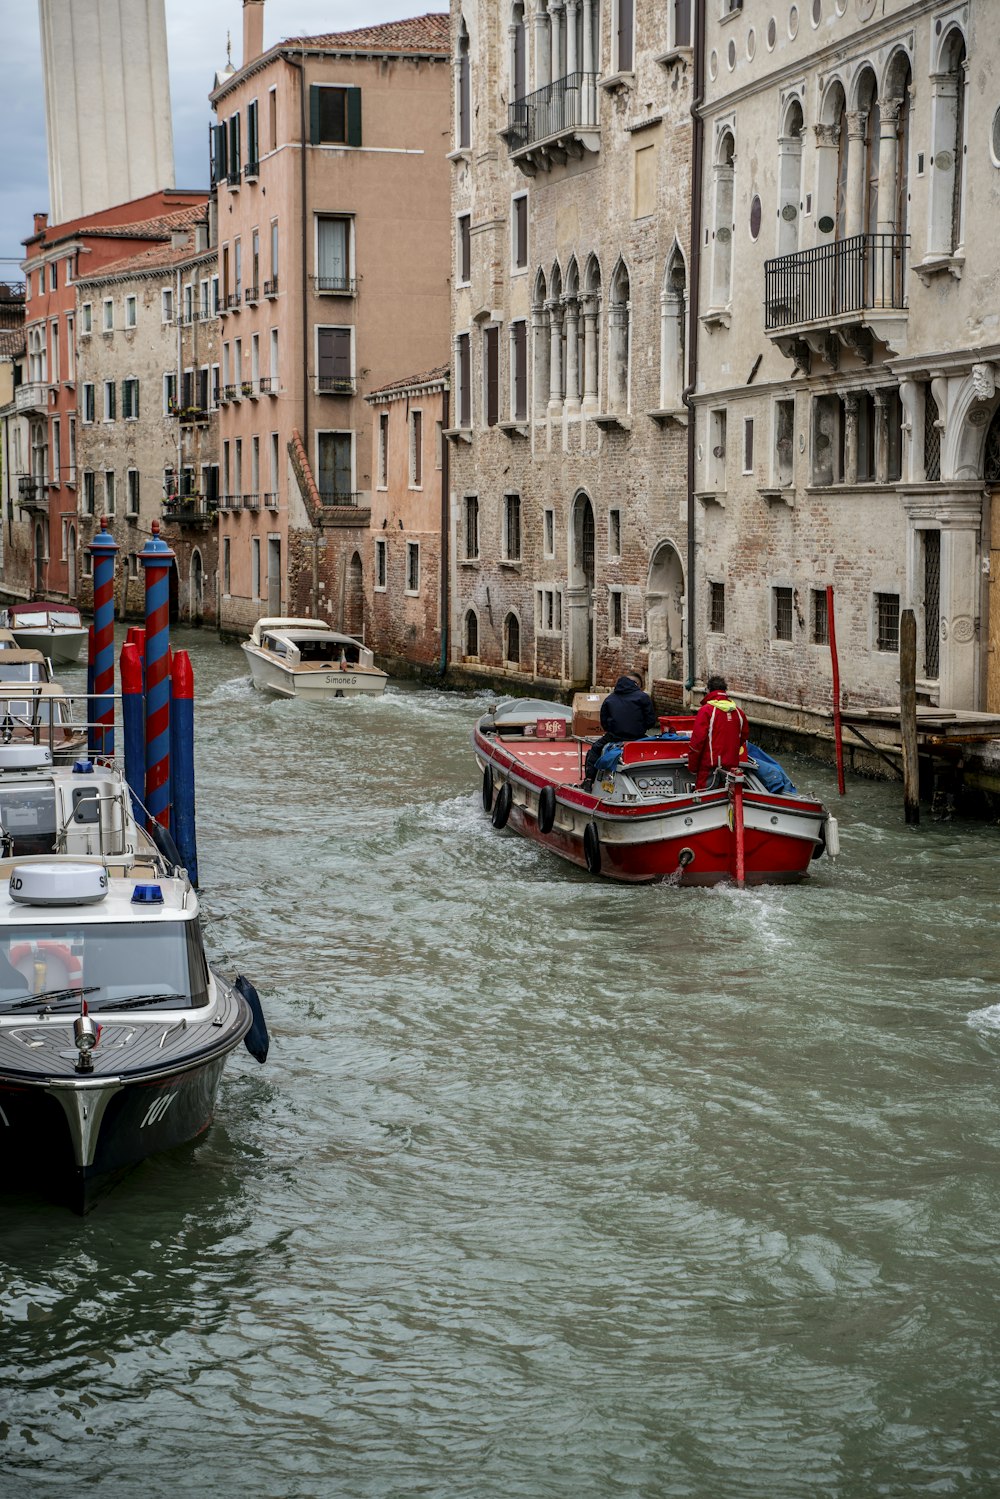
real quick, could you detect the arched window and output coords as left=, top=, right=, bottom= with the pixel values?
left=608, top=259, right=631, bottom=413
left=777, top=100, right=804, bottom=255
left=510, top=3, right=526, bottom=100
left=710, top=130, right=735, bottom=309
left=465, top=608, right=479, bottom=657
left=660, top=244, right=686, bottom=411
left=883, top=53, right=913, bottom=238
left=67, top=524, right=77, bottom=598
left=457, top=20, right=471, bottom=150
left=547, top=262, right=564, bottom=412
left=346, top=551, right=363, bottom=635
left=191, top=548, right=204, bottom=619
left=564, top=258, right=582, bottom=411
left=581, top=254, right=602, bottom=412
left=928, top=30, right=967, bottom=258
left=504, top=612, right=520, bottom=666
left=532, top=269, right=550, bottom=418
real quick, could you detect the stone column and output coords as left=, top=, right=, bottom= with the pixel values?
left=843, top=393, right=859, bottom=484
left=874, top=389, right=889, bottom=484
left=534, top=7, right=551, bottom=90
left=845, top=111, right=868, bottom=239
left=876, top=96, right=903, bottom=236
left=582, top=294, right=600, bottom=414
left=939, top=497, right=983, bottom=707
left=547, top=298, right=564, bottom=415
left=566, top=0, right=579, bottom=75
left=581, top=0, right=595, bottom=122
left=532, top=303, right=548, bottom=419
left=550, top=1, right=564, bottom=82
left=898, top=379, right=918, bottom=482
left=564, top=297, right=581, bottom=413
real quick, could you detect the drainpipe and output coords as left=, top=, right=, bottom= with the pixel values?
left=682, top=0, right=706, bottom=697
left=287, top=51, right=314, bottom=613
left=439, top=387, right=450, bottom=674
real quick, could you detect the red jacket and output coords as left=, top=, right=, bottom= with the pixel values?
left=687, top=691, right=749, bottom=788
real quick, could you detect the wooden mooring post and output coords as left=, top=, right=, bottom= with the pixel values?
left=900, top=608, right=920, bottom=824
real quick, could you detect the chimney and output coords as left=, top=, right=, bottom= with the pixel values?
left=34, top=212, right=48, bottom=235
left=243, top=0, right=264, bottom=66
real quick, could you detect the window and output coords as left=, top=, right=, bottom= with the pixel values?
left=463, top=494, right=479, bottom=560
left=709, top=407, right=727, bottom=489
left=50, top=262, right=57, bottom=291
left=252, top=537, right=261, bottom=599
left=317, top=431, right=353, bottom=501
left=464, top=609, right=479, bottom=657
left=635, top=144, right=656, bottom=218
left=270, top=218, right=279, bottom=284
left=811, top=588, right=829, bottom=645
left=228, top=112, right=241, bottom=180
left=49, top=320, right=59, bottom=383
left=223, top=537, right=231, bottom=595
left=81, top=302, right=93, bottom=335
left=711, top=130, right=736, bottom=309
left=316, top=216, right=352, bottom=292
left=247, top=99, right=259, bottom=174
left=773, top=586, right=793, bottom=642
left=65, top=316, right=74, bottom=382
left=543, top=508, right=555, bottom=559
left=710, top=581, right=726, bottom=634
left=251, top=230, right=260, bottom=296
left=81, top=382, right=94, bottom=424
left=378, top=412, right=389, bottom=488
left=104, top=470, right=116, bottom=516
left=268, top=87, right=278, bottom=151
left=775, top=399, right=795, bottom=486
left=51, top=419, right=61, bottom=489
left=504, top=612, right=521, bottom=665
left=375, top=538, right=387, bottom=591
left=458, top=214, right=471, bottom=284
left=127, top=469, right=140, bottom=515
left=316, top=327, right=353, bottom=394
left=68, top=416, right=76, bottom=481
left=512, top=195, right=528, bottom=269
left=251, top=334, right=260, bottom=389
left=184, top=283, right=194, bottom=322
left=503, top=493, right=521, bottom=561
left=234, top=238, right=242, bottom=298
left=511, top=321, right=528, bottom=421
left=742, top=417, right=754, bottom=474
left=536, top=588, right=562, bottom=634
left=609, top=590, right=623, bottom=640
left=614, top=0, right=634, bottom=73
left=457, top=22, right=471, bottom=149
left=164, top=372, right=177, bottom=414
left=122, top=378, right=139, bottom=421
left=102, top=298, right=114, bottom=332
left=812, top=395, right=844, bottom=486
left=309, top=85, right=362, bottom=146
left=102, top=381, right=116, bottom=422
left=457, top=332, right=471, bottom=427
left=82, top=471, right=95, bottom=515
left=269, top=432, right=279, bottom=501
left=608, top=260, right=630, bottom=413
left=875, top=593, right=900, bottom=652
left=270, top=328, right=279, bottom=387
left=410, top=410, right=423, bottom=487
left=406, top=542, right=420, bottom=595
left=250, top=435, right=260, bottom=498
left=125, top=295, right=137, bottom=328
left=212, top=275, right=220, bottom=314
left=200, top=279, right=210, bottom=318
left=234, top=438, right=243, bottom=497
left=928, top=31, right=968, bottom=257
left=484, top=326, right=499, bottom=428
left=670, top=0, right=692, bottom=49
left=857, top=392, right=876, bottom=483
left=884, top=388, right=903, bottom=483
left=608, top=508, right=621, bottom=559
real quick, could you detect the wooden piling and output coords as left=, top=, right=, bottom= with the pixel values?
left=900, top=608, right=920, bottom=824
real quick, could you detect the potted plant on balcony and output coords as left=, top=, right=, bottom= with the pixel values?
left=241, top=380, right=254, bottom=398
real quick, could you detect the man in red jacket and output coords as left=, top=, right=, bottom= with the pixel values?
left=687, top=676, right=749, bottom=789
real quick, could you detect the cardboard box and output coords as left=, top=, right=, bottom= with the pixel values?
left=572, top=691, right=607, bottom=738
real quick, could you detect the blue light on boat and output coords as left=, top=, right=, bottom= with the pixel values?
left=131, top=884, right=164, bottom=904
left=73, top=760, right=95, bottom=774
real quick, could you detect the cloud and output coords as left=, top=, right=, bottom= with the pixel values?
left=1, top=0, right=444, bottom=266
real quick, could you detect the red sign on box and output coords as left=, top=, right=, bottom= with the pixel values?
left=536, top=718, right=567, bottom=740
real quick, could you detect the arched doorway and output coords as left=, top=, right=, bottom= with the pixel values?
left=67, top=525, right=77, bottom=599
left=568, top=491, right=595, bottom=684
left=190, top=549, right=204, bottom=623
left=504, top=611, right=520, bottom=667
left=646, top=541, right=686, bottom=687
left=345, top=551, right=364, bottom=636
left=33, top=523, right=45, bottom=594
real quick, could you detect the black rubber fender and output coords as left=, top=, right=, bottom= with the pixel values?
left=481, top=763, right=494, bottom=811
left=537, top=784, right=556, bottom=834
left=491, top=780, right=513, bottom=829
left=583, top=820, right=602, bottom=874
left=810, top=819, right=827, bottom=861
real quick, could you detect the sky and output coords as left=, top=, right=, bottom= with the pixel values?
left=0, top=0, right=443, bottom=272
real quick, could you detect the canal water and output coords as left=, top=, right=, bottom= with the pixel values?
left=2, top=628, right=999, bottom=1498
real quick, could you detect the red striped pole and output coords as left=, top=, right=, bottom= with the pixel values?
left=89, top=519, right=118, bottom=760
left=139, top=522, right=175, bottom=828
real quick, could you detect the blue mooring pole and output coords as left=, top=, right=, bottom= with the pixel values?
left=170, top=649, right=198, bottom=886
left=120, top=641, right=145, bottom=821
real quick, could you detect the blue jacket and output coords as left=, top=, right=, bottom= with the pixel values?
left=600, top=677, right=657, bottom=739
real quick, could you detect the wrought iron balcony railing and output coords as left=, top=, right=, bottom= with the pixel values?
left=244, top=286, right=259, bottom=305
left=507, top=72, right=599, bottom=155
left=318, top=490, right=362, bottom=507
left=764, top=233, right=909, bottom=331
left=242, top=493, right=261, bottom=511
left=224, top=293, right=241, bottom=312
left=316, top=375, right=356, bottom=396
left=264, top=492, right=279, bottom=509
left=257, top=376, right=274, bottom=394
left=162, top=495, right=218, bottom=524
left=313, top=274, right=356, bottom=295
left=263, top=278, right=279, bottom=298
left=17, top=475, right=47, bottom=509
left=243, top=160, right=260, bottom=181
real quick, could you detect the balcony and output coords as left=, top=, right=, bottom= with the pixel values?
left=244, top=285, right=259, bottom=306
left=161, top=494, right=218, bottom=526
left=243, top=159, right=259, bottom=182
left=223, top=293, right=241, bottom=313
left=316, top=375, right=356, bottom=396
left=15, top=382, right=48, bottom=415
left=222, top=385, right=239, bottom=402
left=218, top=494, right=243, bottom=512
left=263, top=278, right=279, bottom=298
left=257, top=376, right=275, bottom=394
left=319, top=490, right=362, bottom=507
left=17, top=475, right=47, bottom=511
left=764, top=232, right=910, bottom=367
left=168, top=402, right=210, bottom=425
left=313, top=274, right=356, bottom=296
left=264, top=492, right=279, bottom=510
left=242, top=493, right=261, bottom=512
left=226, top=167, right=240, bottom=189
left=505, top=72, right=600, bottom=176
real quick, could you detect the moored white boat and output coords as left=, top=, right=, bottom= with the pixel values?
left=473, top=698, right=839, bottom=886
left=241, top=617, right=387, bottom=699
left=0, top=745, right=267, bottom=1212
left=0, top=602, right=88, bottom=664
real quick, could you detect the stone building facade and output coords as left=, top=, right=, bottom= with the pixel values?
left=209, top=4, right=452, bottom=637
left=693, top=0, right=1000, bottom=722
left=74, top=212, right=220, bottom=623
left=365, top=366, right=449, bottom=673
left=448, top=0, right=693, bottom=700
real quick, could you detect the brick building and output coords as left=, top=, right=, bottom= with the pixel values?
left=447, top=0, right=693, bottom=699
left=365, top=366, right=449, bottom=673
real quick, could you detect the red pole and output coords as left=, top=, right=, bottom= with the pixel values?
left=730, top=773, right=746, bottom=887
left=826, top=584, right=846, bottom=797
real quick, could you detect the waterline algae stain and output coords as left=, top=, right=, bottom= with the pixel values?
left=2, top=630, right=999, bottom=1497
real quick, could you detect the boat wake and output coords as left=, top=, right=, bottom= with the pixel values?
left=966, top=1002, right=1000, bottom=1031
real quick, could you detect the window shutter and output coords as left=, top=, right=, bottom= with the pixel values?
left=347, top=87, right=362, bottom=147
left=485, top=327, right=499, bottom=427
left=309, top=84, right=321, bottom=145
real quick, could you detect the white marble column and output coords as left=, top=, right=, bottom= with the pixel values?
left=547, top=298, right=564, bottom=415
left=564, top=297, right=581, bottom=413
left=582, top=294, right=599, bottom=413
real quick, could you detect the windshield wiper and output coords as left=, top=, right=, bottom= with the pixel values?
left=90, top=992, right=188, bottom=1012
left=4, top=986, right=99, bottom=1011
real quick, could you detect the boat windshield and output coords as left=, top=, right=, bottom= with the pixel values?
left=0, top=663, right=46, bottom=684
left=10, top=612, right=48, bottom=628
left=0, top=920, right=210, bottom=1010
left=296, top=638, right=360, bottom=664
left=48, top=610, right=82, bottom=627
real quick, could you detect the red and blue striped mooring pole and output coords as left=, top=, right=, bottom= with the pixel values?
left=170, top=650, right=198, bottom=886
left=139, top=521, right=175, bottom=829
left=89, top=520, right=118, bottom=760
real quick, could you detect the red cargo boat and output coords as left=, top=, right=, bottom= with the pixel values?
left=472, top=698, right=839, bottom=886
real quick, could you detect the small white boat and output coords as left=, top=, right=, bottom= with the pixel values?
left=241, top=618, right=387, bottom=700
left=0, top=603, right=88, bottom=665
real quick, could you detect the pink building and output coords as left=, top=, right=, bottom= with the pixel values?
left=210, top=3, right=451, bottom=635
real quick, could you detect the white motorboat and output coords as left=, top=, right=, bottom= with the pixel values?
left=0, top=744, right=267, bottom=1212
left=0, top=603, right=88, bottom=664
left=241, top=617, right=387, bottom=700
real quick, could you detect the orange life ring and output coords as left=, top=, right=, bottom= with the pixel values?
left=9, top=940, right=84, bottom=988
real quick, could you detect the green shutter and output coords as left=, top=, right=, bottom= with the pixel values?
left=346, top=87, right=362, bottom=147
left=309, top=84, right=321, bottom=144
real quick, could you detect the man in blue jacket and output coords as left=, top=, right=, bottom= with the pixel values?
left=581, top=672, right=658, bottom=790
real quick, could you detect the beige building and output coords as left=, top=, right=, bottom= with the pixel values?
left=74, top=208, right=220, bottom=622
left=365, top=366, right=449, bottom=673
left=209, top=3, right=452, bottom=636
left=448, top=0, right=694, bottom=698
left=693, top=0, right=1000, bottom=720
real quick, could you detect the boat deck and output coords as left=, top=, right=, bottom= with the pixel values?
left=499, top=735, right=690, bottom=786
